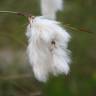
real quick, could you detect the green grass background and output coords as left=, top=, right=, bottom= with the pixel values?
left=0, top=0, right=96, bottom=96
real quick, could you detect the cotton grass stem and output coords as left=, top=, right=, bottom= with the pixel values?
left=0, top=10, right=32, bottom=17
left=0, top=10, right=92, bottom=34
left=0, top=11, right=18, bottom=14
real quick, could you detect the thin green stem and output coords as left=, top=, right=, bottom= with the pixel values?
left=0, top=11, right=18, bottom=14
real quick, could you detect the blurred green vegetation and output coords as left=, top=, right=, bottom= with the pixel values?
left=0, top=0, right=96, bottom=96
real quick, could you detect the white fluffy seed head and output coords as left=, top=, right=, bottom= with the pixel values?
left=41, top=0, right=63, bottom=19
left=26, top=16, right=71, bottom=82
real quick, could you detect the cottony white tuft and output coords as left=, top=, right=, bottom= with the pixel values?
left=41, top=0, right=63, bottom=19
left=26, top=16, right=71, bottom=82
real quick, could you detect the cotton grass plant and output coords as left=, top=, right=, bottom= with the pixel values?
left=0, top=9, right=91, bottom=82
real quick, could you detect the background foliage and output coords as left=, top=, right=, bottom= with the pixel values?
left=0, top=0, right=96, bottom=96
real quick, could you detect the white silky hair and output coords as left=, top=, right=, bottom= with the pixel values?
left=41, top=0, right=63, bottom=19
left=26, top=16, right=71, bottom=82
